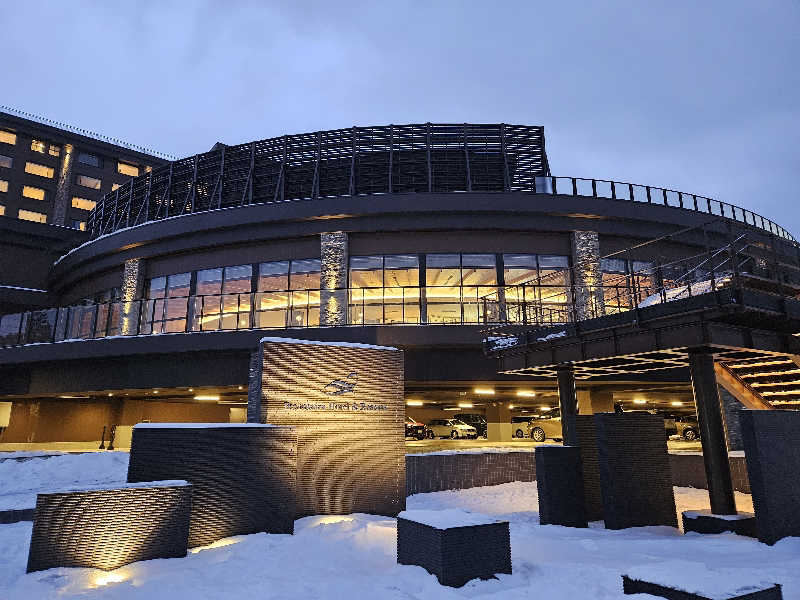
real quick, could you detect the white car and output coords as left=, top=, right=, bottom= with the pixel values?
left=427, top=418, right=478, bottom=439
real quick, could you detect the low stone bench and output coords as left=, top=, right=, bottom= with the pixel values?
left=397, top=509, right=511, bottom=587
left=622, top=561, right=782, bottom=599
left=26, top=480, right=191, bottom=573
left=127, top=423, right=297, bottom=547
left=682, top=510, right=756, bottom=538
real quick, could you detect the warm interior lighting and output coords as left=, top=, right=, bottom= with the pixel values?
left=406, top=400, right=423, bottom=406
left=107, top=393, right=113, bottom=397
left=540, top=406, right=552, bottom=411
left=443, top=407, right=460, bottom=411
left=671, top=401, right=683, bottom=406
left=633, top=399, right=647, bottom=405
left=190, top=537, right=242, bottom=553
left=473, top=388, right=495, bottom=395
left=458, top=402, right=473, bottom=408
left=188, top=388, right=194, bottom=392
left=312, top=515, right=355, bottom=525
left=508, top=404, right=515, bottom=410
left=237, top=385, right=243, bottom=390
left=516, top=390, right=536, bottom=397
left=92, top=570, right=128, bottom=587
left=194, top=395, right=220, bottom=401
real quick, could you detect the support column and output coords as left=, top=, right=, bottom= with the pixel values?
left=246, top=348, right=265, bottom=423
left=319, top=232, right=348, bottom=326
left=486, top=401, right=512, bottom=441
left=120, top=258, right=145, bottom=335
left=570, top=230, right=604, bottom=321
left=719, top=386, right=744, bottom=452
left=51, top=144, right=75, bottom=227
left=578, top=388, right=614, bottom=414
left=688, top=350, right=736, bottom=515
left=557, top=364, right=578, bottom=445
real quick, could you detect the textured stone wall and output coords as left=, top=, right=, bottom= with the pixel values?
left=120, top=258, right=145, bottom=335
left=719, top=386, right=744, bottom=451
left=405, top=451, right=536, bottom=494
left=570, top=230, right=604, bottom=321
left=319, top=231, right=348, bottom=326
left=50, top=144, right=74, bottom=227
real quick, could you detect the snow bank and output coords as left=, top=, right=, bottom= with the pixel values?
left=259, top=336, right=399, bottom=351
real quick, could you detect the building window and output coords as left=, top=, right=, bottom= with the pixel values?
left=18, top=209, right=47, bottom=223
left=30, top=140, right=47, bottom=154
left=76, top=174, right=102, bottom=189
left=117, top=161, right=139, bottom=177
left=0, top=130, right=16, bottom=145
left=71, top=197, right=96, bottom=211
left=425, top=253, right=497, bottom=323
left=0, top=155, right=13, bottom=169
left=49, top=144, right=60, bottom=157
left=78, top=152, right=102, bottom=168
left=192, top=264, right=253, bottom=331
left=349, top=255, right=420, bottom=324
left=289, top=259, right=322, bottom=290
left=111, top=183, right=121, bottom=191
left=142, top=272, right=191, bottom=334
left=600, top=258, right=656, bottom=313
left=25, top=162, right=55, bottom=178
left=0, top=205, right=5, bottom=216
left=0, top=180, right=7, bottom=193
left=255, top=259, right=321, bottom=328
left=22, top=185, right=46, bottom=201
left=502, top=254, right=571, bottom=324
left=69, top=220, right=87, bottom=231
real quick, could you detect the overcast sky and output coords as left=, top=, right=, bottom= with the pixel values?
left=2, top=1, right=799, bottom=234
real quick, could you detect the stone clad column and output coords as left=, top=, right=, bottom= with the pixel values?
left=51, top=144, right=75, bottom=227
left=570, top=230, right=604, bottom=321
left=120, top=258, right=145, bottom=335
left=557, top=364, right=579, bottom=445
left=319, top=232, right=349, bottom=326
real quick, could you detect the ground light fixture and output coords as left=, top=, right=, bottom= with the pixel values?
left=406, top=400, right=423, bottom=406
left=473, top=388, right=495, bottom=395
left=194, top=395, right=220, bottom=401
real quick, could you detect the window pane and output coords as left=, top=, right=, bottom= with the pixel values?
left=71, top=197, right=96, bottom=211
left=0, top=155, right=12, bottom=169
left=462, top=254, right=497, bottom=286
left=117, top=161, right=139, bottom=177
left=25, top=162, right=54, bottom=178
left=147, top=276, right=166, bottom=299
left=0, top=180, right=7, bottom=193
left=0, top=130, right=16, bottom=145
left=223, top=264, right=252, bottom=294
left=290, top=258, right=321, bottom=290
left=49, top=145, right=60, bottom=157
left=30, top=140, right=46, bottom=153
left=384, top=254, right=419, bottom=287
left=22, top=186, right=45, bottom=200
left=601, top=258, right=627, bottom=273
left=196, top=268, right=222, bottom=296
left=18, top=209, right=47, bottom=223
left=426, top=254, right=461, bottom=287
left=349, top=255, right=383, bottom=288
left=0, top=205, right=5, bottom=216
left=258, top=261, right=289, bottom=291
left=503, top=254, right=537, bottom=285
left=78, top=152, right=101, bottom=168
left=167, top=273, right=190, bottom=297
left=76, top=174, right=102, bottom=189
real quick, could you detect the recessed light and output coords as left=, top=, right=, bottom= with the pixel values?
left=458, top=402, right=473, bottom=408
left=237, top=385, right=243, bottom=390
left=406, top=400, right=423, bottom=406
left=671, top=401, right=683, bottom=406
left=188, top=388, right=194, bottom=392
left=633, top=399, right=647, bottom=405
left=516, top=390, right=536, bottom=397
left=194, top=395, right=220, bottom=402
left=474, top=388, right=494, bottom=395
left=107, top=393, right=113, bottom=397
left=153, top=390, right=159, bottom=394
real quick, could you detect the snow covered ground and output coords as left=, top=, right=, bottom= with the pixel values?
left=0, top=454, right=797, bottom=599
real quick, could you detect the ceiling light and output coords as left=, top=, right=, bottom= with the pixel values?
left=444, top=407, right=460, bottom=411
left=153, top=390, right=159, bottom=394
left=194, top=395, right=220, bottom=401
left=188, top=388, right=194, bottom=392
left=406, top=400, right=423, bottom=406
left=540, top=405, right=552, bottom=411
left=107, top=393, right=113, bottom=397
left=458, top=402, right=473, bottom=408
left=508, top=404, right=515, bottom=410
left=474, top=388, right=495, bottom=395
left=516, top=390, right=536, bottom=397
left=633, top=399, right=647, bottom=405
left=671, top=401, right=683, bottom=406
left=237, top=385, right=243, bottom=390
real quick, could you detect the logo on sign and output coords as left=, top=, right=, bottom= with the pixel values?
left=323, top=372, right=358, bottom=396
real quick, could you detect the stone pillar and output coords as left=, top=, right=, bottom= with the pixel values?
left=319, top=232, right=348, bottom=326
left=120, top=258, right=145, bottom=335
left=719, top=386, right=744, bottom=452
left=485, top=401, right=512, bottom=441
left=246, top=348, right=265, bottom=423
left=578, top=388, right=614, bottom=414
left=570, top=230, right=604, bottom=321
left=688, top=350, right=736, bottom=515
left=51, top=144, right=75, bottom=227
left=557, top=364, right=579, bottom=445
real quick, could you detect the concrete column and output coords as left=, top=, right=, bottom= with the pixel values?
left=719, top=386, right=744, bottom=452
left=486, top=401, right=512, bottom=441
left=688, top=350, right=736, bottom=515
left=570, top=230, right=605, bottom=321
left=120, top=258, right=145, bottom=335
left=557, top=364, right=578, bottom=445
left=578, top=388, right=614, bottom=414
left=51, top=144, right=75, bottom=227
left=247, top=348, right=265, bottom=423
left=319, top=231, right=348, bottom=326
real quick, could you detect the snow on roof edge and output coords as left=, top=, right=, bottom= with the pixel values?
left=260, top=336, right=399, bottom=351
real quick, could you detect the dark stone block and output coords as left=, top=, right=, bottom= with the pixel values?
left=622, top=575, right=782, bottom=599
left=682, top=510, right=757, bottom=537
left=740, top=410, right=800, bottom=545
left=26, top=482, right=191, bottom=572
left=397, top=517, right=511, bottom=587
left=595, top=413, right=677, bottom=529
left=404, top=451, right=536, bottom=495
left=572, top=414, right=604, bottom=521
left=127, top=424, right=297, bottom=547
left=535, top=445, right=588, bottom=527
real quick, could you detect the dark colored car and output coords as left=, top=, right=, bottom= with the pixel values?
left=405, top=416, right=427, bottom=440
left=454, top=413, right=487, bottom=438
left=675, top=415, right=700, bottom=441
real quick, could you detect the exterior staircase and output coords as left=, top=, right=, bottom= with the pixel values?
left=716, top=356, right=800, bottom=409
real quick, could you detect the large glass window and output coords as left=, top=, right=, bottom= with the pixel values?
left=501, top=254, right=571, bottom=324
left=192, top=264, right=253, bottom=331
left=71, top=197, right=96, bottom=211
left=78, top=152, right=102, bottom=168
left=18, top=209, right=47, bottom=223
left=0, top=130, right=16, bottom=145
left=349, top=255, right=420, bottom=324
left=0, top=180, right=7, bottom=193
left=600, top=258, right=656, bottom=313
left=141, top=272, right=190, bottom=334
left=22, top=185, right=45, bottom=201
left=290, top=258, right=321, bottom=290
left=117, top=161, right=139, bottom=177
left=426, top=253, right=497, bottom=324
left=76, top=174, right=101, bottom=189
left=254, top=259, right=321, bottom=328
left=30, top=140, right=46, bottom=153
left=0, top=205, right=5, bottom=216
left=25, top=162, right=54, bottom=178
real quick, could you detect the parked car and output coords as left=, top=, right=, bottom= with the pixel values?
left=454, top=413, right=487, bottom=438
left=675, top=415, right=700, bottom=441
left=522, top=408, right=562, bottom=442
left=427, top=418, right=478, bottom=439
left=405, top=416, right=427, bottom=440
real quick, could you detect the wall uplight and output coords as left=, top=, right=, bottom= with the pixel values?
left=474, top=388, right=495, bottom=395
left=516, top=390, right=536, bottom=397
left=633, top=399, right=647, bottom=405
left=458, top=402, right=473, bottom=408
left=194, top=395, right=220, bottom=402
left=406, top=400, right=423, bottom=406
